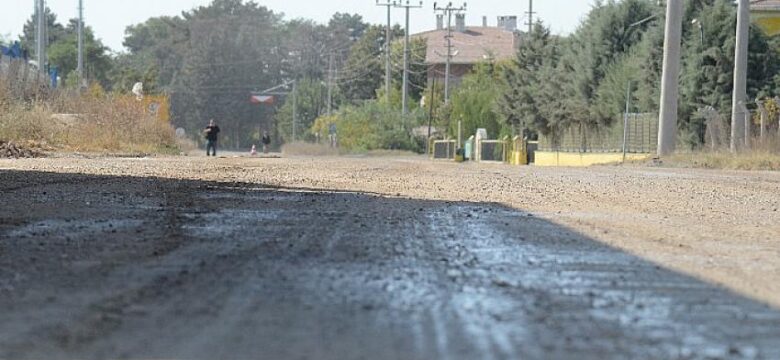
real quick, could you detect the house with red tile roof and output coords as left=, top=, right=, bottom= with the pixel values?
left=752, top=0, right=780, bottom=35
left=413, top=15, right=521, bottom=87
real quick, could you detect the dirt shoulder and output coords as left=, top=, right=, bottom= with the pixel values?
left=2, top=154, right=779, bottom=310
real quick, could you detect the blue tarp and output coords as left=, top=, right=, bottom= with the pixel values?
left=0, top=42, right=27, bottom=60
left=50, top=66, right=58, bottom=88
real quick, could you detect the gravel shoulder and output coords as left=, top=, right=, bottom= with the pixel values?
left=1, top=155, right=779, bottom=359
left=5, top=155, right=775, bottom=307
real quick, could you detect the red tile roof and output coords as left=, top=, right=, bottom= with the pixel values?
left=752, top=0, right=780, bottom=10
left=413, top=27, right=519, bottom=65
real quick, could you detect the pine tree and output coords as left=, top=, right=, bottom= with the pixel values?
left=496, top=22, right=560, bottom=138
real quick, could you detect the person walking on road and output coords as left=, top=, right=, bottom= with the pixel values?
left=261, top=131, right=271, bottom=154
left=328, top=123, right=338, bottom=148
left=204, top=119, right=221, bottom=157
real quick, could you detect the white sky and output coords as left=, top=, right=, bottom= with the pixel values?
left=1, top=0, right=595, bottom=52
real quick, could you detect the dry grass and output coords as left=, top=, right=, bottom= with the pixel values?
left=663, top=151, right=780, bottom=171
left=0, top=81, right=178, bottom=155
left=660, top=133, right=780, bottom=171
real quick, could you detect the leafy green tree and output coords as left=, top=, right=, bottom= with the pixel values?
left=20, top=6, right=67, bottom=57
left=678, top=0, right=780, bottom=147
left=47, top=19, right=113, bottom=88
left=311, top=101, right=425, bottom=152
left=328, top=13, right=369, bottom=43
left=449, top=63, right=506, bottom=139
left=276, top=78, right=328, bottom=143
left=170, top=0, right=287, bottom=149
left=18, top=8, right=113, bottom=88
left=109, top=53, right=160, bottom=94
left=389, top=37, right=428, bottom=103
left=120, top=16, right=189, bottom=87
left=339, top=24, right=403, bottom=102
left=557, top=0, right=657, bottom=130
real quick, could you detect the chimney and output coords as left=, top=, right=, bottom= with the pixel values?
left=436, top=14, right=444, bottom=30
left=504, top=16, right=518, bottom=31
left=482, top=16, right=487, bottom=27
left=455, top=13, right=466, bottom=32
left=497, top=16, right=506, bottom=29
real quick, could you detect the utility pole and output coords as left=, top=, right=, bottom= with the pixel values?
left=623, top=81, right=632, bottom=162
left=376, top=0, right=393, bottom=102
left=656, top=0, right=683, bottom=157
left=731, top=0, right=750, bottom=153
left=394, top=0, right=423, bottom=115
left=434, top=2, right=466, bottom=104
left=77, top=0, right=84, bottom=84
left=36, top=0, right=46, bottom=72
left=292, top=80, right=297, bottom=142
left=327, top=53, right=334, bottom=115
left=525, top=0, right=535, bottom=34
left=757, top=99, right=768, bottom=141
left=427, top=75, right=436, bottom=142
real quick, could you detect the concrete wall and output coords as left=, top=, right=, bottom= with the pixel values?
left=534, top=152, right=651, bottom=167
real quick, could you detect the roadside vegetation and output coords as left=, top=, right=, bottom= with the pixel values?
left=314, top=0, right=780, bottom=157
left=3, top=0, right=780, bottom=164
left=0, top=80, right=178, bottom=155
left=663, top=151, right=780, bottom=171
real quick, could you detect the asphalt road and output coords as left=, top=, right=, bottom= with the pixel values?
left=1, top=158, right=779, bottom=359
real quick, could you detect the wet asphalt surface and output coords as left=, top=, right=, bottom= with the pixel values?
left=1, top=169, right=780, bottom=359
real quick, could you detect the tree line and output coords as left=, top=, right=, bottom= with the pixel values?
left=11, top=0, right=780, bottom=151
left=13, top=0, right=400, bottom=149
left=493, top=0, right=780, bottom=149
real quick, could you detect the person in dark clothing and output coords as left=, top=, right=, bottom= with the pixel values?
left=204, top=119, right=220, bottom=156
left=261, top=131, right=271, bottom=154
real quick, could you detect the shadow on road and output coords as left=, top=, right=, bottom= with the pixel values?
left=1, top=169, right=779, bottom=360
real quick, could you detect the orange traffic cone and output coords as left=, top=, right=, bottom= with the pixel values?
left=250, top=145, right=257, bottom=156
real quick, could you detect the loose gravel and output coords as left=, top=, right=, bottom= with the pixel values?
left=0, top=155, right=779, bottom=359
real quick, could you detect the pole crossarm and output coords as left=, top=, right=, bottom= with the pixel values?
left=255, top=80, right=295, bottom=95
left=433, top=2, right=467, bottom=104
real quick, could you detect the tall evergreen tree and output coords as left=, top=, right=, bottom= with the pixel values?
left=497, top=22, right=560, bottom=138
left=679, top=0, right=780, bottom=147
left=557, top=0, right=656, bottom=130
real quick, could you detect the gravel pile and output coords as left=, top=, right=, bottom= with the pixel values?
left=0, top=140, right=44, bottom=159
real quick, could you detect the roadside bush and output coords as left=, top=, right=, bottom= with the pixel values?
left=0, top=79, right=177, bottom=154
left=311, top=101, right=425, bottom=153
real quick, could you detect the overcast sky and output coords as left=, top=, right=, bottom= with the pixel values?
left=2, top=0, right=595, bottom=52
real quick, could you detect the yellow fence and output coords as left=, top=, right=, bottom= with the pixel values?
left=534, top=151, right=651, bottom=167
left=508, top=136, right=527, bottom=165
left=754, top=11, right=780, bottom=36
